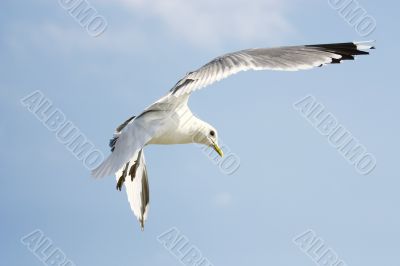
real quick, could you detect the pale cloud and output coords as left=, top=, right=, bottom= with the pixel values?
left=105, top=0, right=295, bottom=48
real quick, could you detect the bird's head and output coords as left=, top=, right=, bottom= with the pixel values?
left=192, top=122, right=224, bottom=157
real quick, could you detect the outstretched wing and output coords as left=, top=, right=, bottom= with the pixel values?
left=91, top=111, right=166, bottom=178
left=170, top=41, right=375, bottom=97
left=116, top=149, right=149, bottom=230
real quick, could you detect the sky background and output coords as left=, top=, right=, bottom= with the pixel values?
left=1, top=0, right=398, bottom=265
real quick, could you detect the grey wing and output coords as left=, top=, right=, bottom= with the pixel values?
left=170, top=41, right=375, bottom=97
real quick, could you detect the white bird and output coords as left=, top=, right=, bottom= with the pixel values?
left=92, top=41, right=375, bottom=230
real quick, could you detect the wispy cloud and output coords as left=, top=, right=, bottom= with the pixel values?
left=106, top=0, right=295, bottom=48
left=3, top=21, right=147, bottom=56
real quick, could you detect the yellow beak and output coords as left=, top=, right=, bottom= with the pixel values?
left=212, top=143, right=224, bottom=157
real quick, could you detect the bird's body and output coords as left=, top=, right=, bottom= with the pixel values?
left=92, top=41, right=375, bottom=230
left=146, top=102, right=199, bottom=145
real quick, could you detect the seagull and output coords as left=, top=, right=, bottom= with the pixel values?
left=92, top=41, right=375, bottom=230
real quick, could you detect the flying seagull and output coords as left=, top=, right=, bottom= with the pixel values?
left=92, top=41, right=375, bottom=230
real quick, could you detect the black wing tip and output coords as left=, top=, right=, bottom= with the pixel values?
left=116, top=163, right=129, bottom=190
left=307, top=41, right=375, bottom=65
left=140, top=221, right=145, bottom=231
left=109, top=137, right=118, bottom=152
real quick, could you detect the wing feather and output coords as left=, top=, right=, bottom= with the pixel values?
left=92, top=111, right=166, bottom=178
left=115, top=149, right=150, bottom=230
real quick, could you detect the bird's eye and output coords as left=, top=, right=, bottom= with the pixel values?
left=209, top=130, right=215, bottom=137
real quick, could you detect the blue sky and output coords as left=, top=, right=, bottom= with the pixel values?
left=1, top=0, right=398, bottom=265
